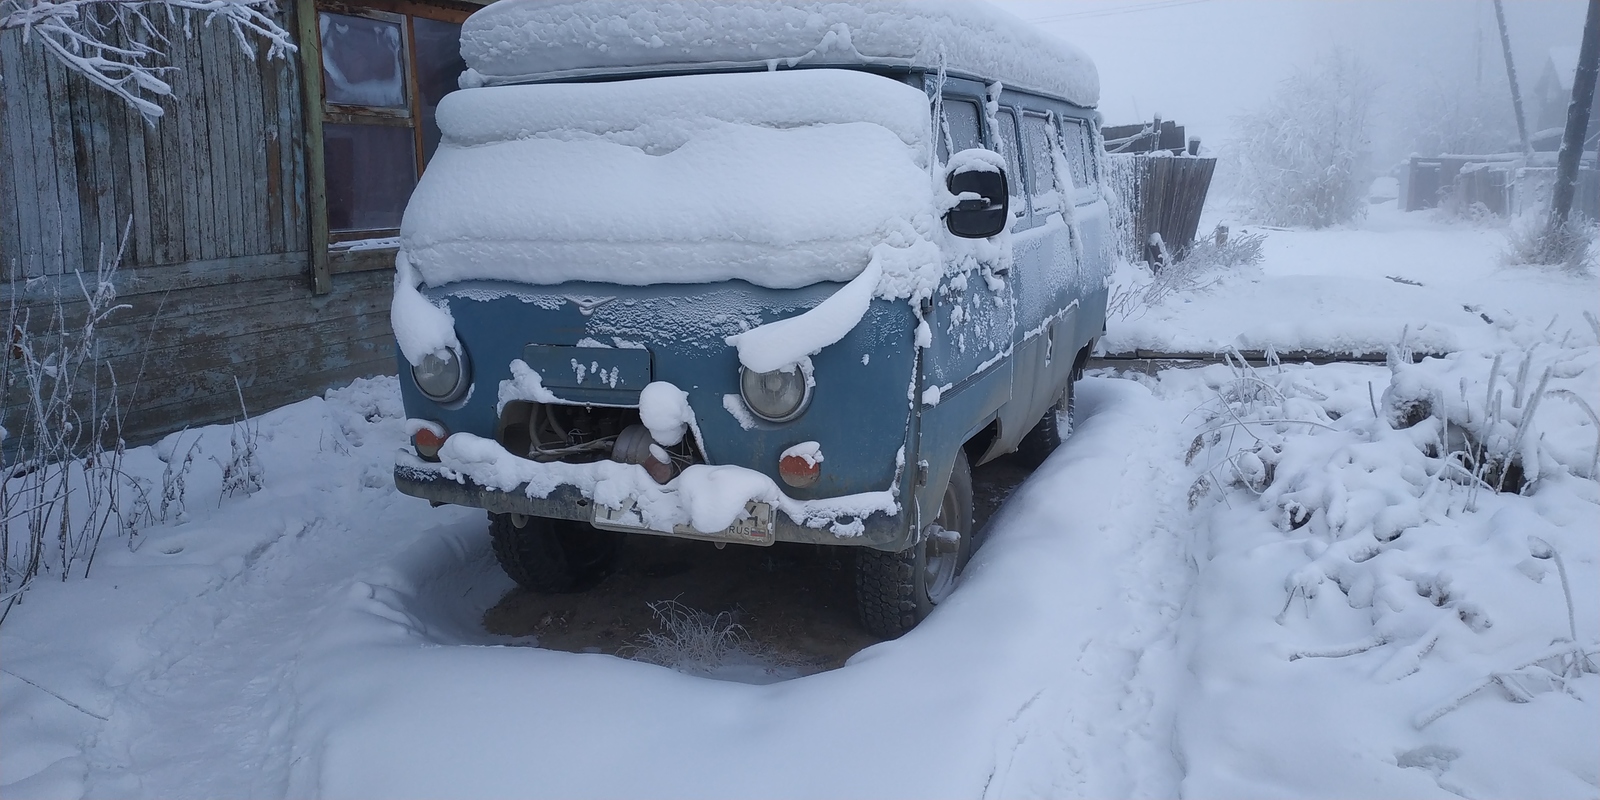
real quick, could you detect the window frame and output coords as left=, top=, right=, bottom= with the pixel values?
left=297, top=0, right=475, bottom=291
left=936, top=97, right=986, bottom=165
left=1019, top=109, right=1063, bottom=219
left=319, top=7, right=414, bottom=127
left=1057, top=115, right=1099, bottom=205
left=993, top=106, right=1027, bottom=223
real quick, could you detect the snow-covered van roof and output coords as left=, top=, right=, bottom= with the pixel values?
left=458, top=0, right=1100, bottom=108
left=400, top=69, right=938, bottom=292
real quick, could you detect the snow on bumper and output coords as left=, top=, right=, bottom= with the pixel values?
left=394, top=432, right=903, bottom=545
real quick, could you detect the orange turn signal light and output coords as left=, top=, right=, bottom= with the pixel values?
left=413, top=427, right=447, bottom=460
left=778, top=453, right=821, bottom=488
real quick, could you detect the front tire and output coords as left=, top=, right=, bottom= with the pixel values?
left=856, top=449, right=973, bottom=639
left=489, top=513, right=621, bottom=593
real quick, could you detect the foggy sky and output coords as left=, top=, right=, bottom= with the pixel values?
left=993, top=0, right=1588, bottom=163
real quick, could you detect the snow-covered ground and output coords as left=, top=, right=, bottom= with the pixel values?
left=3, top=206, right=1596, bottom=799
left=1106, top=201, right=1599, bottom=357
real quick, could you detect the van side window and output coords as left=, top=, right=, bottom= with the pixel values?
left=938, top=100, right=983, bottom=163
left=1059, top=117, right=1091, bottom=193
left=1021, top=112, right=1061, bottom=215
left=1080, top=120, right=1101, bottom=188
left=994, top=108, right=1026, bottom=219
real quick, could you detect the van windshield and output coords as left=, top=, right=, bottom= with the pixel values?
left=400, top=69, right=935, bottom=290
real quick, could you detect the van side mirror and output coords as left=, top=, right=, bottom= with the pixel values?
left=945, top=165, right=1009, bottom=239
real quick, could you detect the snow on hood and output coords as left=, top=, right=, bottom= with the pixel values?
left=458, top=0, right=1100, bottom=109
left=399, top=69, right=937, bottom=291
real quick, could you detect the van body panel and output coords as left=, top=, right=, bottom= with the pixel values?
left=397, top=279, right=917, bottom=512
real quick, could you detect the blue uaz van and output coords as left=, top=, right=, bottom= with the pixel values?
left=392, top=0, right=1110, bottom=637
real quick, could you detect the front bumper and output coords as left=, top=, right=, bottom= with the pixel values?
left=394, top=463, right=908, bottom=549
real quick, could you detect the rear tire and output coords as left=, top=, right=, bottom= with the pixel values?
left=856, top=449, right=973, bottom=639
left=489, top=513, right=621, bottom=593
left=1014, top=378, right=1075, bottom=468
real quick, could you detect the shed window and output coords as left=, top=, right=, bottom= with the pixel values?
left=317, top=5, right=466, bottom=240
left=320, top=13, right=406, bottom=108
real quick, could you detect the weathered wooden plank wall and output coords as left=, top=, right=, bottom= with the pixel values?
left=1104, top=153, right=1217, bottom=264
left=1, top=11, right=397, bottom=449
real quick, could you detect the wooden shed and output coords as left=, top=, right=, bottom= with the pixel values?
left=1, top=0, right=483, bottom=446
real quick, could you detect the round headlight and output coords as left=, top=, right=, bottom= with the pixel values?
left=412, top=347, right=469, bottom=403
left=739, top=366, right=810, bottom=423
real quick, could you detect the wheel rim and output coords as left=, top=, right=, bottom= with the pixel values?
left=922, top=480, right=964, bottom=603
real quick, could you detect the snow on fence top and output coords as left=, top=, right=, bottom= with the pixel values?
left=458, top=0, right=1100, bottom=109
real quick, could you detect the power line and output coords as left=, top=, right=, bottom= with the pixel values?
left=1022, top=0, right=1211, bottom=25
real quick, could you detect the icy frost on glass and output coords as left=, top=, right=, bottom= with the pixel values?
left=1060, top=118, right=1090, bottom=191
left=938, top=100, right=982, bottom=164
left=995, top=108, right=1025, bottom=214
left=320, top=13, right=407, bottom=109
left=1022, top=114, right=1060, bottom=211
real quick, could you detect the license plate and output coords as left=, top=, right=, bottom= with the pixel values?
left=518, top=344, right=652, bottom=406
left=591, top=498, right=775, bottom=546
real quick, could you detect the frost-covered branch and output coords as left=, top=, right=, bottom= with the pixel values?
left=0, top=0, right=296, bottom=121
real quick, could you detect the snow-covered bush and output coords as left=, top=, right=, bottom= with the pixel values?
left=1186, top=322, right=1599, bottom=734
left=1228, top=50, right=1378, bottom=229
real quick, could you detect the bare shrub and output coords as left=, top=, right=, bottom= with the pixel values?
left=156, top=429, right=202, bottom=524
left=623, top=599, right=798, bottom=677
left=1, top=236, right=137, bottom=620
left=1229, top=50, right=1378, bottom=229
left=215, top=377, right=262, bottom=503
left=1503, top=215, right=1597, bottom=274
left=1107, top=227, right=1265, bottom=321
left=626, top=600, right=752, bottom=671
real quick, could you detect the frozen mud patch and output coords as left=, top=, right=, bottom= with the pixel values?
left=316, top=515, right=813, bottom=684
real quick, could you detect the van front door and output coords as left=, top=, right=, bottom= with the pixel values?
left=1001, top=107, right=1079, bottom=448
left=920, top=90, right=1015, bottom=465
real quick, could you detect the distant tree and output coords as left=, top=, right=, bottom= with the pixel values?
left=0, top=0, right=296, bottom=122
left=1400, top=71, right=1518, bottom=157
left=1230, top=50, right=1379, bottom=228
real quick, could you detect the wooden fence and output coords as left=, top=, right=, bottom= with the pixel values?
left=1405, top=155, right=1599, bottom=220
left=1105, top=153, right=1217, bottom=264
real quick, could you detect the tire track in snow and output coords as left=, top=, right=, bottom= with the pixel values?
left=980, top=377, right=1198, bottom=799
left=81, top=499, right=478, bottom=799
left=86, top=517, right=342, bottom=798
